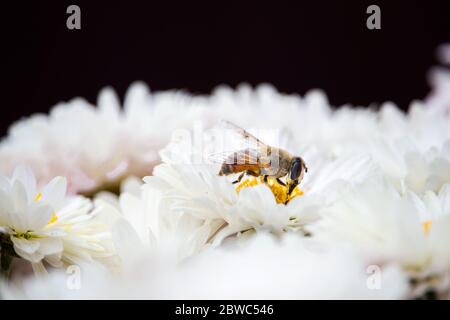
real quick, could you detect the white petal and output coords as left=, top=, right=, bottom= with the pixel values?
left=31, top=262, right=48, bottom=276
left=41, top=176, right=67, bottom=209
left=124, top=81, right=149, bottom=113
left=6, top=210, right=27, bottom=233
left=11, top=179, right=29, bottom=214
left=238, top=184, right=277, bottom=208
left=423, top=191, right=442, bottom=219
left=41, top=227, right=67, bottom=237
left=97, top=87, right=120, bottom=115
left=119, top=193, right=145, bottom=237
left=11, top=166, right=36, bottom=202
left=112, top=219, right=144, bottom=261
left=13, top=246, right=44, bottom=263
left=0, top=174, right=10, bottom=192
left=38, top=237, right=63, bottom=255
left=12, top=237, right=40, bottom=255
left=28, top=203, right=53, bottom=230
left=438, top=183, right=450, bottom=215
left=44, top=253, right=63, bottom=268
left=0, top=189, right=13, bottom=225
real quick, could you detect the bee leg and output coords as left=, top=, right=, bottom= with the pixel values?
left=263, top=175, right=268, bottom=183
left=232, top=172, right=245, bottom=184
left=245, top=170, right=259, bottom=177
left=288, top=180, right=299, bottom=195
left=276, top=178, right=286, bottom=186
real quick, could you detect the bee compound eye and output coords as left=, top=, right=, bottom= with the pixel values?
left=290, top=160, right=302, bottom=180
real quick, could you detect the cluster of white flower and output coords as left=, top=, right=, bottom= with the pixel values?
left=0, top=166, right=116, bottom=278
left=0, top=46, right=450, bottom=300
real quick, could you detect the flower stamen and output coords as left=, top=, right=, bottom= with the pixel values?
left=422, top=220, right=432, bottom=235
left=235, top=176, right=304, bottom=204
left=34, top=192, right=42, bottom=202
left=48, top=213, right=58, bottom=225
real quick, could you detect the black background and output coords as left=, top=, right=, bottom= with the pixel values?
left=3, top=1, right=450, bottom=136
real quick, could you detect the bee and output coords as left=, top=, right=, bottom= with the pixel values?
left=211, top=120, right=308, bottom=196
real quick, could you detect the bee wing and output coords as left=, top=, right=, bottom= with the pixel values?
left=206, top=120, right=275, bottom=169
left=211, top=120, right=269, bottom=152
left=217, top=120, right=267, bottom=150
left=207, top=150, right=240, bottom=164
left=208, top=148, right=268, bottom=165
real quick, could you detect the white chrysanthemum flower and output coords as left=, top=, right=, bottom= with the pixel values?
left=0, top=83, right=210, bottom=195
left=0, top=166, right=115, bottom=276
left=402, top=141, right=450, bottom=194
left=310, top=178, right=450, bottom=298
left=379, top=101, right=450, bottom=152
left=407, top=184, right=450, bottom=298
left=0, top=232, right=408, bottom=299
left=94, top=177, right=212, bottom=265
left=144, top=125, right=377, bottom=246
left=369, top=136, right=450, bottom=194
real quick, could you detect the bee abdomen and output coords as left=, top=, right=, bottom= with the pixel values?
left=219, top=163, right=234, bottom=176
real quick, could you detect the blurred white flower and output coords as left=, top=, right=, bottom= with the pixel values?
left=0, top=232, right=408, bottom=299
left=407, top=184, right=450, bottom=298
left=369, top=136, right=450, bottom=194
left=402, top=141, right=450, bottom=194
left=0, top=166, right=115, bottom=276
left=379, top=101, right=450, bottom=152
left=310, top=178, right=450, bottom=298
left=97, top=178, right=211, bottom=265
left=0, top=82, right=210, bottom=195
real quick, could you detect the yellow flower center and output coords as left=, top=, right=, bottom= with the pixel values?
left=235, top=177, right=260, bottom=193
left=422, top=220, right=432, bottom=235
left=236, top=176, right=304, bottom=204
left=13, top=231, right=34, bottom=240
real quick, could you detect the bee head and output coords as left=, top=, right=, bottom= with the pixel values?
left=289, top=157, right=307, bottom=181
